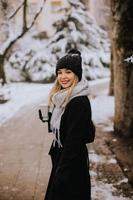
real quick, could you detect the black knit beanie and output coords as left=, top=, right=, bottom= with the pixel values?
left=56, top=49, right=82, bottom=81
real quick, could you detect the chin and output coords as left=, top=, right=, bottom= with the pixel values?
left=61, top=84, right=71, bottom=89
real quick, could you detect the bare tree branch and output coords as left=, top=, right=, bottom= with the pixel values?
left=3, top=1, right=45, bottom=57
left=0, top=0, right=46, bottom=84
left=9, top=1, right=24, bottom=19
left=23, top=0, right=28, bottom=32
left=28, top=6, right=43, bottom=30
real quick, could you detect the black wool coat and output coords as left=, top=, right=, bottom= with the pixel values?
left=44, top=96, right=95, bottom=200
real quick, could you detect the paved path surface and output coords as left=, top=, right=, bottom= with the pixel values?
left=0, top=94, right=133, bottom=199
left=0, top=102, right=54, bottom=200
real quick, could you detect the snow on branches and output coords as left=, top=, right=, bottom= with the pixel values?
left=6, top=0, right=111, bottom=82
left=124, top=55, right=133, bottom=64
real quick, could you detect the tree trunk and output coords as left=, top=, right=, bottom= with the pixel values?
left=111, top=0, right=133, bottom=137
left=0, top=55, right=6, bottom=85
left=23, top=0, right=28, bottom=32
left=109, top=7, right=114, bottom=96
left=109, top=50, right=114, bottom=95
left=80, top=0, right=89, bottom=8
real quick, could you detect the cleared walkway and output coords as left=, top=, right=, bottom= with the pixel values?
left=0, top=103, right=54, bottom=200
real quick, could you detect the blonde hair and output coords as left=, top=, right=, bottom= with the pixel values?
left=48, top=75, right=79, bottom=108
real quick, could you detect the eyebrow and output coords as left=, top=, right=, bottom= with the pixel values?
left=58, top=68, right=71, bottom=72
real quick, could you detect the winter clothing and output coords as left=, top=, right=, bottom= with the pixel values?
left=44, top=95, right=95, bottom=200
left=56, top=49, right=82, bottom=81
left=50, top=78, right=90, bottom=148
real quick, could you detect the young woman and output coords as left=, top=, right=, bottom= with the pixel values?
left=44, top=49, right=95, bottom=200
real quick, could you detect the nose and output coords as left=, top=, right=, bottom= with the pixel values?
left=61, top=72, right=67, bottom=79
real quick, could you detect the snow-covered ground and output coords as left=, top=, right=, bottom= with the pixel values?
left=0, top=82, right=53, bottom=125
left=0, top=78, right=111, bottom=126
left=91, top=93, right=114, bottom=130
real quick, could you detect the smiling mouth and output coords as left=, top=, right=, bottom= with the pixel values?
left=61, top=81, right=69, bottom=84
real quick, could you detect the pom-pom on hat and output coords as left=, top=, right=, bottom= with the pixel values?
left=56, top=49, right=82, bottom=81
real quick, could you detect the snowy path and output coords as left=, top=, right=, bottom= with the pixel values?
left=0, top=79, right=132, bottom=200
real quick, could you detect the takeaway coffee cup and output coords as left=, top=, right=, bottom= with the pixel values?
left=39, top=104, right=49, bottom=121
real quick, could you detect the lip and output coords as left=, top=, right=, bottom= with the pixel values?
left=61, top=81, right=69, bottom=84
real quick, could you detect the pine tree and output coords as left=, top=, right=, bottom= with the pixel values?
left=47, top=0, right=110, bottom=80
left=8, top=0, right=110, bottom=82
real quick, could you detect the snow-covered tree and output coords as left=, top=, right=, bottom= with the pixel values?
left=46, top=0, right=111, bottom=79
left=0, top=0, right=45, bottom=85
left=7, top=0, right=110, bottom=83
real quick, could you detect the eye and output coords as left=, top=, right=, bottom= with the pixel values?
left=57, top=70, right=62, bottom=75
left=66, top=70, right=72, bottom=74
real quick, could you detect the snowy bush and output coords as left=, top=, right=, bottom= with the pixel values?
left=6, top=0, right=111, bottom=82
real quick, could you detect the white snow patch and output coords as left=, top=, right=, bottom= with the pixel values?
left=89, top=152, right=103, bottom=163
left=112, top=138, right=117, bottom=142
left=117, top=178, right=128, bottom=185
left=91, top=180, right=130, bottom=200
left=0, top=83, right=53, bottom=125
left=89, top=152, right=117, bottom=165
left=91, top=91, right=114, bottom=125
left=107, top=158, right=117, bottom=164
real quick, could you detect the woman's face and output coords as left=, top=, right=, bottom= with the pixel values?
left=57, top=68, right=76, bottom=89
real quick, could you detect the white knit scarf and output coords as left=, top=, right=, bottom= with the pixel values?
left=50, top=78, right=90, bottom=148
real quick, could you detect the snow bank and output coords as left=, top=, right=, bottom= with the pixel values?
left=91, top=91, right=114, bottom=131
left=0, top=83, right=53, bottom=125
